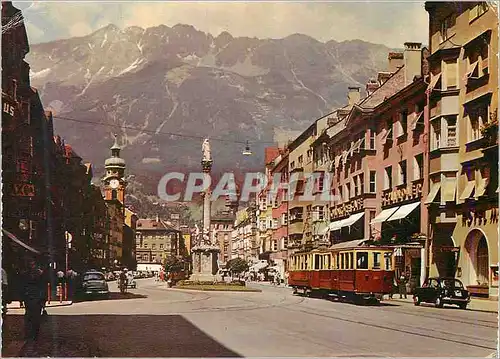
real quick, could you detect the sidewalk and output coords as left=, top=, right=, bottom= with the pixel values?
left=7, top=300, right=72, bottom=309
left=388, top=296, right=498, bottom=313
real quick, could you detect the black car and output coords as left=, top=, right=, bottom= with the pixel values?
left=413, top=277, right=470, bottom=309
left=81, top=270, right=110, bottom=298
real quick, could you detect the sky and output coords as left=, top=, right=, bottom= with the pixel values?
left=13, top=1, right=428, bottom=48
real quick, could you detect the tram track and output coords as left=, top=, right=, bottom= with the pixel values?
left=277, top=299, right=497, bottom=351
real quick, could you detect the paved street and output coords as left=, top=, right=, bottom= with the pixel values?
left=3, top=278, right=497, bottom=357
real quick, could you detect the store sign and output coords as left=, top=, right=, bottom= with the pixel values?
left=382, top=182, right=422, bottom=206
left=3, top=101, right=15, bottom=117
left=331, top=198, right=363, bottom=219
left=10, top=183, right=35, bottom=197
left=433, top=246, right=460, bottom=253
left=5, top=208, right=46, bottom=220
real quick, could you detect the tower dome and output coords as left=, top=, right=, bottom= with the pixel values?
left=105, top=134, right=126, bottom=168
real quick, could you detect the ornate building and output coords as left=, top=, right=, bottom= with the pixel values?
left=425, top=1, right=498, bottom=298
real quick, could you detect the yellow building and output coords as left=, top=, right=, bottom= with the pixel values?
left=425, top=1, right=498, bottom=298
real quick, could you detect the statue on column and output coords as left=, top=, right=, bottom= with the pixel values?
left=202, top=138, right=212, bottom=162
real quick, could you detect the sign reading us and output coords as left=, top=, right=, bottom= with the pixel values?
left=3, top=101, right=15, bottom=116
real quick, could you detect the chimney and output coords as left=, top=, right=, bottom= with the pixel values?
left=377, top=72, right=392, bottom=85
left=388, top=52, right=404, bottom=73
left=365, top=78, right=379, bottom=96
left=403, top=42, right=422, bottom=85
left=347, top=86, right=360, bottom=106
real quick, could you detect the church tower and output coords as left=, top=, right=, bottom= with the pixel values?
left=103, top=134, right=127, bottom=204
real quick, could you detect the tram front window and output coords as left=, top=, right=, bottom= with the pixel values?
left=384, top=252, right=392, bottom=270
left=356, top=252, right=368, bottom=269
left=373, top=252, right=381, bottom=269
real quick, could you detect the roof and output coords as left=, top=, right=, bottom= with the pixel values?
left=265, top=147, right=281, bottom=165
left=359, top=66, right=405, bottom=109
left=136, top=219, right=179, bottom=232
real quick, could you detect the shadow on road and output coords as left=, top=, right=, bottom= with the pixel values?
left=72, top=291, right=148, bottom=303
left=2, top=314, right=242, bottom=357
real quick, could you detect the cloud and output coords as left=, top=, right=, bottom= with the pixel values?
left=69, top=22, right=93, bottom=37
left=24, top=21, right=45, bottom=44
left=15, top=1, right=427, bottom=47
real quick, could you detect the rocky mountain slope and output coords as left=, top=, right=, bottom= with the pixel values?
left=27, top=23, right=390, bottom=192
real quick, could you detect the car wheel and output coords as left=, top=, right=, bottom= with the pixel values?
left=459, top=303, right=467, bottom=310
left=413, top=295, right=421, bottom=306
left=434, top=296, right=443, bottom=308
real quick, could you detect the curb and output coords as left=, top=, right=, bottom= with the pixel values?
left=7, top=301, right=73, bottom=309
left=389, top=298, right=497, bottom=313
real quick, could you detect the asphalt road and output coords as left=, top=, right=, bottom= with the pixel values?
left=3, top=278, right=498, bottom=357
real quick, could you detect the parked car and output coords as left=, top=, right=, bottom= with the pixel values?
left=81, top=270, right=110, bottom=298
left=127, top=273, right=137, bottom=289
left=413, top=277, right=470, bottom=309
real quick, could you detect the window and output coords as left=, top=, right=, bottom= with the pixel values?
left=431, top=120, right=441, bottom=150
left=298, top=155, right=303, bottom=165
left=384, top=252, right=392, bottom=270
left=359, top=173, right=364, bottom=195
left=468, top=104, right=488, bottom=142
left=398, top=160, right=407, bottom=186
left=444, top=60, right=458, bottom=89
left=396, top=110, right=408, bottom=138
left=413, top=154, right=424, bottom=181
left=290, top=161, right=295, bottom=169
left=469, top=2, right=488, bottom=22
left=384, top=166, right=392, bottom=190
left=318, top=206, right=324, bottom=221
left=349, top=253, right=354, bottom=269
left=369, top=130, right=376, bottom=149
left=369, top=171, right=376, bottom=193
left=144, top=243, right=148, bottom=248
left=345, top=183, right=350, bottom=200
left=373, top=252, right=381, bottom=269
left=440, top=14, right=455, bottom=42
left=281, top=212, right=288, bottom=225
left=152, top=244, right=156, bottom=249
left=445, top=116, right=457, bottom=147
left=356, top=252, right=368, bottom=269
left=353, top=177, right=359, bottom=197
left=111, top=190, right=117, bottom=200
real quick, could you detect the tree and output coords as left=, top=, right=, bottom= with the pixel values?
left=164, top=255, right=184, bottom=273
left=227, top=258, right=249, bottom=275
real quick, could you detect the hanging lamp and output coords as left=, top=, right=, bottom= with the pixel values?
left=242, top=141, right=252, bottom=156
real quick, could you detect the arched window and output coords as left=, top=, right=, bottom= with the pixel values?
left=112, top=190, right=117, bottom=200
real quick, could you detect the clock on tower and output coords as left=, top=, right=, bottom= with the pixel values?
left=102, top=134, right=127, bottom=204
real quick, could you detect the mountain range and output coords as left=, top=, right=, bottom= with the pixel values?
left=27, top=23, right=392, bottom=193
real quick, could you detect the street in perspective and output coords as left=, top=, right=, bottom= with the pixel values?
left=1, top=1, right=499, bottom=358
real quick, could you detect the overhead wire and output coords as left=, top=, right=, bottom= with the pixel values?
left=52, top=115, right=277, bottom=145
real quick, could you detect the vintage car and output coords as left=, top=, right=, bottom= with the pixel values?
left=413, top=277, right=470, bottom=309
left=81, top=270, right=110, bottom=298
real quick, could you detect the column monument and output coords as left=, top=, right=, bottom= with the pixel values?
left=189, top=139, right=221, bottom=282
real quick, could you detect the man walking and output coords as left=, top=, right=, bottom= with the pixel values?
left=20, top=257, right=46, bottom=342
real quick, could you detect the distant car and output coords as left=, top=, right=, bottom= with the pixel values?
left=127, top=273, right=137, bottom=289
left=413, top=277, right=470, bottom=309
left=81, top=271, right=109, bottom=298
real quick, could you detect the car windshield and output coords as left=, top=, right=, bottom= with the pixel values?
left=83, top=273, right=104, bottom=281
left=441, top=279, right=463, bottom=288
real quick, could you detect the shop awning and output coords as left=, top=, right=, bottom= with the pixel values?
left=328, top=218, right=345, bottom=231
left=330, top=239, right=368, bottom=250
left=442, top=177, right=457, bottom=202
left=424, top=182, right=441, bottom=204
left=387, top=202, right=420, bottom=222
left=342, top=212, right=364, bottom=227
left=475, top=177, right=489, bottom=197
left=370, top=207, right=399, bottom=224
left=459, top=181, right=475, bottom=200
left=2, top=229, right=41, bottom=254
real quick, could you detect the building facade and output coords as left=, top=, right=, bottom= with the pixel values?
left=210, top=212, right=234, bottom=266
left=425, top=1, right=498, bottom=298
left=135, top=218, right=182, bottom=264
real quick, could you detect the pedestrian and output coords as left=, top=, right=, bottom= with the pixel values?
left=20, top=256, right=46, bottom=342
left=398, top=272, right=407, bottom=299
left=2, top=267, right=9, bottom=318
left=275, top=273, right=280, bottom=286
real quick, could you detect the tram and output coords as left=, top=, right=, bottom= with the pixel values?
left=288, top=240, right=395, bottom=303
